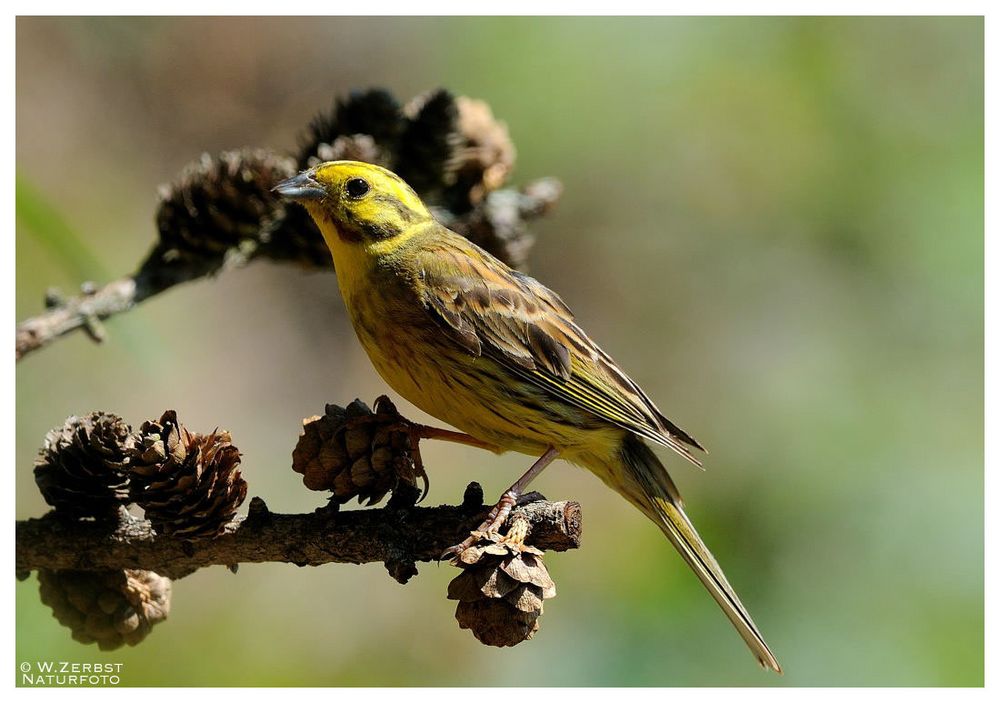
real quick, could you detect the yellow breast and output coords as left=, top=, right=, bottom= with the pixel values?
left=317, top=218, right=621, bottom=459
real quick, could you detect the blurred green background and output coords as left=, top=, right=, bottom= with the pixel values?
left=15, top=16, right=983, bottom=686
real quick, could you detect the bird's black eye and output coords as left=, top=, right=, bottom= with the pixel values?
left=345, top=178, right=370, bottom=199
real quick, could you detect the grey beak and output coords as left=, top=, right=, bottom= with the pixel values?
left=273, top=171, right=326, bottom=201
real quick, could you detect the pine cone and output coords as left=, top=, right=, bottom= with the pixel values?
left=444, top=96, right=517, bottom=211
left=38, top=569, right=171, bottom=650
left=33, top=412, right=134, bottom=519
left=144, top=88, right=558, bottom=275
left=394, top=89, right=461, bottom=199
left=447, top=530, right=557, bottom=647
left=311, top=134, right=384, bottom=166
left=154, top=148, right=312, bottom=263
left=292, top=396, right=423, bottom=506
left=129, top=411, right=247, bottom=540
left=297, top=88, right=404, bottom=169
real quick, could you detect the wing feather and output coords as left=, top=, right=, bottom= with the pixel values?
left=416, top=234, right=704, bottom=465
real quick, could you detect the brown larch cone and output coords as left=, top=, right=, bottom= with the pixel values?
left=444, top=96, right=517, bottom=212
left=268, top=205, right=332, bottom=269
left=394, top=89, right=462, bottom=199
left=154, top=148, right=300, bottom=262
left=311, top=134, right=384, bottom=167
left=447, top=529, right=557, bottom=647
left=38, top=569, right=171, bottom=650
left=129, top=410, right=247, bottom=541
left=296, top=88, right=405, bottom=170
left=292, top=396, right=425, bottom=506
left=33, top=412, right=134, bottom=519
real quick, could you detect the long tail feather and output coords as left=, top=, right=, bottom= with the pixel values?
left=619, top=435, right=782, bottom=673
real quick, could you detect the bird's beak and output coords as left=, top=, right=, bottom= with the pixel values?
left=273, top=171, right=326, bottom=201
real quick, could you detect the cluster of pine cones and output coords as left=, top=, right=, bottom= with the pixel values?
left=152, top=88, right=560, bottom=273
left=291, top=396, right=560, bottom=647
left=34, top=410, right=247, bottom=538
left=30, top=399, right=432, bottom=649
left=31, top=410, right=248, bottom=650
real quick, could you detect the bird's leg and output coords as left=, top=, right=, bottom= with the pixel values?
left=382, top=422, right=500, bottom=504
left=442, top=446, right=560, bottom=558
left=412, top=424, right=501, bottom=452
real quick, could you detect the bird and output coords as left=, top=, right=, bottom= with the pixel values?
left=274, top=161, right=781, bottom=672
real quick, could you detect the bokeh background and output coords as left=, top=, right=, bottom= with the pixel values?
left=15, top=16, right=983, bottom=686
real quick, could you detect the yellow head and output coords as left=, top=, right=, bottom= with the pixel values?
left=274, top=161, right=432, bottom=254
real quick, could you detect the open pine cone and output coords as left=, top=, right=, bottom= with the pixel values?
left=33, top=412, right=134, bottom=519
left=446, top=96, right=517, bottom=211
left=38, top=569, right=171, bottom=650
left=297, top=88, right=403, bottom=169
left=447, top=530, right=557, bottom=647
left=292, top=396, right=424, bottom=506
left=155, top=148, right=300, bottom=263
left=129, top=410, right=247, bottom=540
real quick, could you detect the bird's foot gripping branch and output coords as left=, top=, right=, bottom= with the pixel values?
left=16, top=399, right=583, bottom=650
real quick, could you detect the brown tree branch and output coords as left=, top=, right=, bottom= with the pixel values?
left=16, top=493, right=583, bottom=583
left=15, top=244, right=248, bottom=361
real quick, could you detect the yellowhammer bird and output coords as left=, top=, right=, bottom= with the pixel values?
left=275, top=161, right=781, bottom=672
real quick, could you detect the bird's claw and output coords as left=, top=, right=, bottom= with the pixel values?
left=440, top=491, right=521, bottom=560
left=439, top=533, right=482, bottom=561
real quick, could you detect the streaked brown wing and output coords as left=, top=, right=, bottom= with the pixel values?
left=415, top=231, right=705, bottom=465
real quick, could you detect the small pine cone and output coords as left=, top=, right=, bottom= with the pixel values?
left=394, top=89, right=462, bottom=199
left=129, top=411, right=247, bottom=541
left=312, top=134, right=384, bottom=166
left=292, top=396, right=422, bottom=506
left=154, top=148, right=298, bottom=263
left=33, top=412, right=134, bottom=519
left=38, top=569, right=171, bottom=650
left=444, top=96, right=517, bottom=211
left=447, top=532, right=557, bottom=647
left=297, top=88, right=404, bottom=169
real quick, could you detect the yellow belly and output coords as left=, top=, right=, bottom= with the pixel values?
left=344, top=284, right=619, bottom=458
left=312, top=206, right=624, bottom=467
